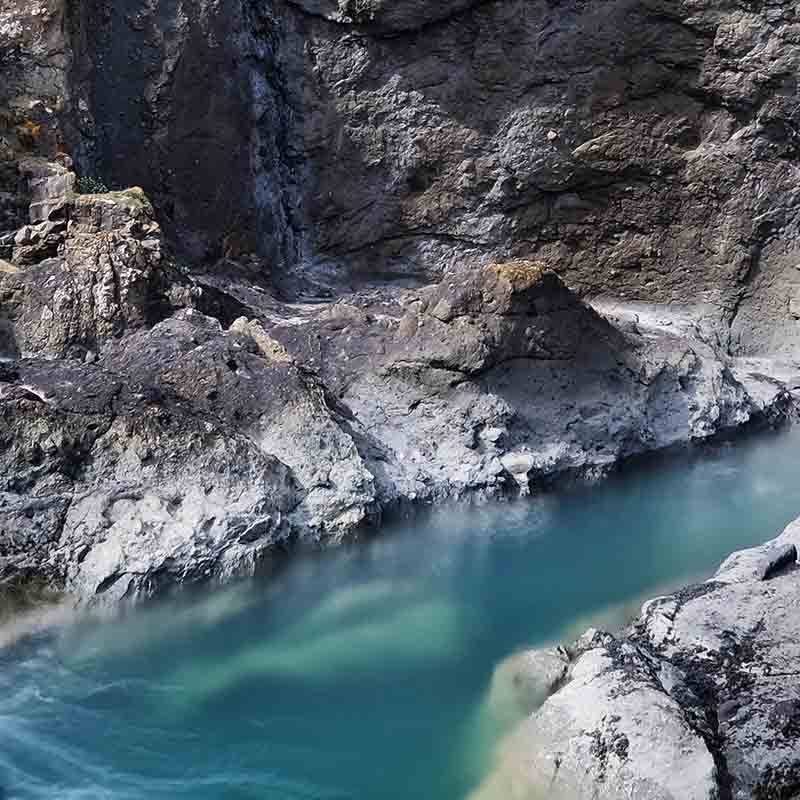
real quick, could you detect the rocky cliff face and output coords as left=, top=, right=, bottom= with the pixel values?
left=19, top=0, right=799, bottom=358
left=1, top=0, right=800, bottom=605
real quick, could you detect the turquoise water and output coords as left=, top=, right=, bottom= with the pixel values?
left=3, top=428, right=800, bottom=799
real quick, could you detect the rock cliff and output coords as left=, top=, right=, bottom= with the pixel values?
left=45, top=0, right=800, bottom=358
left=1, top=0, right=800, bottom=606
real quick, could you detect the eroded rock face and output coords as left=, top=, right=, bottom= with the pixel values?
left=0, top=0, right=69, bottom=242
left=268, top=0, right=800, bottom=360
left=0, top=311, right=379, bottom=604
left=3, top=244, right=792, bottom=604
left=66, top=0, right=300, bottom=266
left=476, top=518, right=800, bottom=800
left=264, top=262, right=791, bottom=505
left=0, top=0, right=799, bottom=610
left=0, top=357, right=300, bottom=603
left=0, top=0, right=787, bottom=360
left=1, top=184, right=166, bottom=358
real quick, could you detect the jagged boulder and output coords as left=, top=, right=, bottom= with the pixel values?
left=0, top=356, right=301, bottom=603
left=1, top=186, right=167, bottom=358
left=473, top=519, right=800, bottom=800
left=0, top=307, right=378, bottom=603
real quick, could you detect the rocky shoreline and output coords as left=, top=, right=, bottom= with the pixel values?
left=1, top=160, right=799, bottom=605
left=3, top=0, right=800, bottom=608
left=1, top=172, right=797, bottom=605
left=473, top=516, right=800, bottom=800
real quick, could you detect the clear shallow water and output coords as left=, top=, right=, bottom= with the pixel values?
left=3, top=428, right=800, bottom=800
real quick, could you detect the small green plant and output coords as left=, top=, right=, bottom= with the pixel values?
left=76, top=175, right=110, bottom=194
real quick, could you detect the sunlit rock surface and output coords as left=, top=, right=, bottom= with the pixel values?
left=2, top=245, right=793, bottom=603
left=476, top=517, right=800, bottom=799
left=1, top=0, right=800, bottom=606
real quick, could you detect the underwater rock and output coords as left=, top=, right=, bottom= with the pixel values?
left=484, top=647, right=569, bottom=729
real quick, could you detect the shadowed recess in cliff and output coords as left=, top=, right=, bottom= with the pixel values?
left=65, top=0, right=299, bottom=266
left=2, top=426, right=800, bottom=799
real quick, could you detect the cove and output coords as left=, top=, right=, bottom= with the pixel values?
left=3, top=427, right=800, bottom=800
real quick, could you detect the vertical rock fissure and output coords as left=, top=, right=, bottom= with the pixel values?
left=62, top=0, right=302, bottom=273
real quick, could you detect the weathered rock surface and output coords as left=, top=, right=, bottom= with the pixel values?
left=0, top=0, right=799, bottom=610
left=19, top=0, right=794, bottom=360
left=0, top=1, right=799, bottom=792
left=474, top=517, right=800, bottom=800
left=3, top=0, right=800, bottom=345
left=0, top=355, right=301, bottom=603
left=1, top=240, right=795, bottom=603
left=2, top=184, right=166, bottom=358
left=268, top=260, right=796, bottom=505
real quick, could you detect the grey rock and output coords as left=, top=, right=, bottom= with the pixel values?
left=264, top=263, right=792, bottom=507
left=485, top=646, right=570, bottom=722
left=0, top=1, right=69, bottom=236
left=472, top=645, right=718, bottom=800
left=19, top=158, right=75, bottom=224
left=0, top=3, right=798, bottom=792
left=478, top=516, right=800, bottom=799
left=2, top=242, right=796, bottom=605
left=0, top=0, right=782, bottom=367
left=0, top=303, right=380, bottom=602
left=0, top=353, right=302, bottom=604
left=2, top=187, right=167, bottom=357
left=715, top=540, right=798, bottom=583
left=0, top=0, right=798, bottom=623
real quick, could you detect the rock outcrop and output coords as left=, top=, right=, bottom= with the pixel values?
left=2, top=1, right=800, bottom=792
left=473, top=517, right=800, bottom=800
left=1, top=0, right=800, bottom=607
left=1, top=233, right=794, bottom=603
left=3, top=182, right=166, bottom=359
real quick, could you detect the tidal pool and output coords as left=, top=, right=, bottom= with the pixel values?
left=3, top=427, right=800, bottom=799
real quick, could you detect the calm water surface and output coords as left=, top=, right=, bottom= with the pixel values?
left=3, top=428, right=800, bottom=799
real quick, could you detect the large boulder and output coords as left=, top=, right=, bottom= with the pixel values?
left=473, top=518, right=800, bottom=799
left=1, top=186, right=167, bottom=358
left=0, top=307, right=378, bottom=604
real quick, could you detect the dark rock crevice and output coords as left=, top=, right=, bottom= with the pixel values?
left=63, top=0, right=302, bottom=270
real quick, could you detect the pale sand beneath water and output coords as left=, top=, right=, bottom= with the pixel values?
left=462, top=573, right=706, bottom=800
left=163, top=580, right=467, bottom=709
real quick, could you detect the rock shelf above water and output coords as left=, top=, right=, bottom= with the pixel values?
left=1, top=177, right=796, bottom=603
left=475, top=517, right=800, bottom=800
